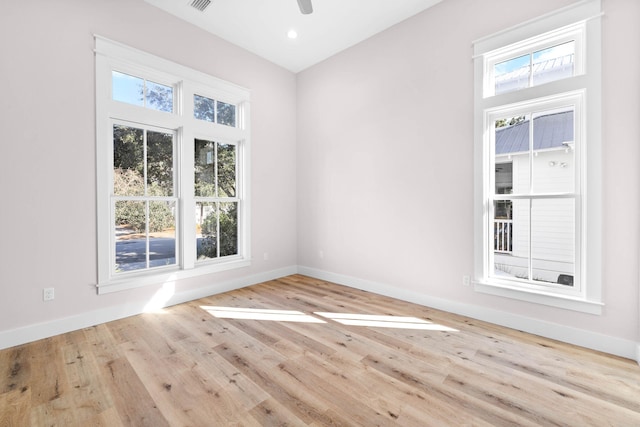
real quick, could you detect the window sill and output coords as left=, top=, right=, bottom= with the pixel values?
left=474, top=279, right=603, bottom=315
left=96, top=258, right=251, bottom=294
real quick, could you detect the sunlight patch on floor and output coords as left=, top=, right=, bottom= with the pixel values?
left=315, top=312, right=459, bottom=331
left=199, top=305, right=458, bottom=331
left=201, top=306, right=327, bottom=323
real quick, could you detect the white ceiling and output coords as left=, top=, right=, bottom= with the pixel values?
left=144, top=0, right=443, bottom=73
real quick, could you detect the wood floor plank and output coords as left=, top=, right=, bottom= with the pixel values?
left=0, top=346, right=30, bottom=395
left=214, top=340, right=333, bottom=425
left=249, top=397, right=311, bottom=426
left=361, top=353, right=539, bottom=427
left=0, top=386, right=31, bottom=427
left=474, top=347, right=640, bottom=413
left=99, top=356, right=169, bottom=427
left=1, top=274, right=639, bottom=426
left=120, top=337, right=228, bottom=426
left=26, top=336, right=68, bottom=408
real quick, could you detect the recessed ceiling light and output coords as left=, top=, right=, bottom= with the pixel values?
left=287, top=29, right=298, bottom=39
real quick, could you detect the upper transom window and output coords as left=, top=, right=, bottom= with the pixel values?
left=484, top=23, right=585, bottom=97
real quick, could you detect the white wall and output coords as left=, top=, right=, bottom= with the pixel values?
left=297, top=0, right=640, bottom=357
left=0, top=0, right=297, bottom=344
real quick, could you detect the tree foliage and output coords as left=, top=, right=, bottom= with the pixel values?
left=194, top=95, right=236, bottom=126
left=194, top=140, right=236, bottom=198
left=495, top=115, right=526, bottom=129
left=113, top=168, right=174, bottom=233
left=113, top=125, right=174, bottom=233
left=199, top=203, right=238, bottom=259
left=146, top=84, right=173, bottom=113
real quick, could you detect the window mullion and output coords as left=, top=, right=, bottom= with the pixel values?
left=494, top=193, right=575, bottom=200
left=181, top=129, right=196, bottom=270
left=216, top=201, right=221, bottom=259
left=145, top=201, right=150, bottom=269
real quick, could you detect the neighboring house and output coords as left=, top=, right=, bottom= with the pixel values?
left=493, top=110, right=575, bottom=284
left=495, top=53, right=575, bottom=95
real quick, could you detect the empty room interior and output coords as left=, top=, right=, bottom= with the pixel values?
left=1, top=0, right=639, bottom=425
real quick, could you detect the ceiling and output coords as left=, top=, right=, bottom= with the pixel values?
left=144, top=0, right=443, bottom=73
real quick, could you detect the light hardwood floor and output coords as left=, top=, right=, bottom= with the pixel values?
left=1, top=275, right=639, bottom=426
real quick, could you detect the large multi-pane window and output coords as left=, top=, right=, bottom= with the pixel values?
left=473, top=0, right=602, bottom=313
left=96, top=37, right=250, bottom=293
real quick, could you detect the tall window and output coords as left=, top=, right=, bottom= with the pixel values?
left=194, top=139, right=239, bottom=260
left=96, top=37, right=251, bottom=294
left=113, top=124, right=177, bottom=272
left=473, top=1, right=602, bottom=313
left=489, top=98, right=580, bottom=289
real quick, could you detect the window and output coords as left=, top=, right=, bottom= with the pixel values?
left=194, top=138, right=239, bottom=260
left=194, top=94, right=236, bottom=126
left=113, top=124, right=177, bottom=272
left=473, top=1, right=602, bottom=313
left=96, top=37, right=251, bottom=294
left=489, top=97, right=580, bottom=292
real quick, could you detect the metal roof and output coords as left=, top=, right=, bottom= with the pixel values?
left=495, top=54, right=574, bottom=94
left=495, top=111, right=573, bottom=155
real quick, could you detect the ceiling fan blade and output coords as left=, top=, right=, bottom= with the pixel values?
left=297, top=0, right=313, bottom=14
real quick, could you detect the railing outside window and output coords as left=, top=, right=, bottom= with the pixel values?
left=494, top=219, right=513, bottom=253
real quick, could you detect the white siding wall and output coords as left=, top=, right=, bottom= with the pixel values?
left=512, top=154, right=530, bottom=259
left=509, top=149, right=574, bottom=281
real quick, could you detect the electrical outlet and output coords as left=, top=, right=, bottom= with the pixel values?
left=319, top=250, right=324, bottom=259
left=462, top=275, right=470, bottom=287
left=43, top=287, right=55, bottom=301
left=263, top=252, right=269, bottom=261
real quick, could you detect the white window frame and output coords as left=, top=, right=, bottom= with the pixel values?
left=95, top=36, right=251, bottom=294
left=473, top=0, right=603, bottom=314
left=485, top=23, right=586, bottom=98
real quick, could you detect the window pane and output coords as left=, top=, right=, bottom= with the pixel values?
left=197, top=202, right=218, bottom=260
left=147, top=130, right=174, bottom=196
left=194, top=94, right=215, bottom=122
left=113, top=125, right=144, bottom=196
left=146, top=80, right=173, bottom=113
left=196, top=201, right=238, bottom=260
left=531, top=198, right=575, bottom=285
left=494, top=116, right=529, bottom=156
left=195, top=138, right=216, bottom=197
left=495, top=116, right=529, bottom=194
left=112, top=71, right=144, bottom=106
left=115, top=200, right=147, bottom=272
left=217, top=101, right=236, bottom=127
left=494, top=54, right=530, bottom=95
left=219, top=202, right=238, bottom=257
left=494, top=199, right=530, bottom=280
left=495, top=162, right=512, bottom=195
left=493, top=201, right=513, bottom=253
left=149, top=201, right=176, bottom=268
left=532, top=41, right=575, bottom=87
left=217, top=143, right=236, bottom=197
left=531, top=109, right=574, bottom=193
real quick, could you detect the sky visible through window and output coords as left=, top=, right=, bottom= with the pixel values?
left=495, top=42, right=574, bottom=76
left=112, top=71, right=144, bottom=106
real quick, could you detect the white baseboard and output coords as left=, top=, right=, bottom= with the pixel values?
left=0, top=266, right=297, bottom=351
left=298, top=266, right=640, bottom=362
left=3, top=264, right=638, bottom=365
